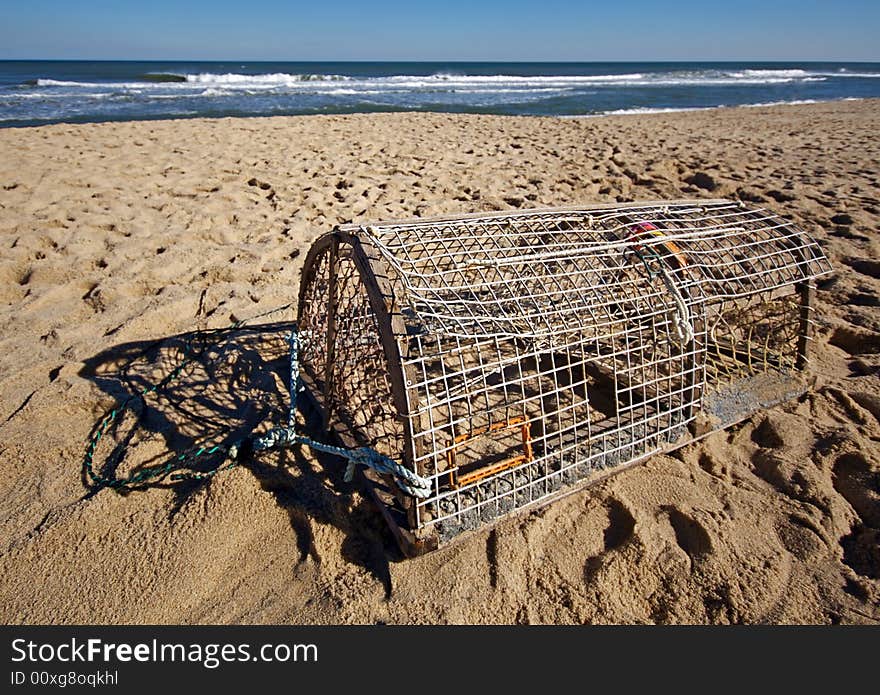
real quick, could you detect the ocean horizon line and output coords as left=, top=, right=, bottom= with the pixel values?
left=3, top=58, right=880, bottom=64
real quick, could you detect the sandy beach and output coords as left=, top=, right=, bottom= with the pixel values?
left=0, top=99, right=878, bottom=624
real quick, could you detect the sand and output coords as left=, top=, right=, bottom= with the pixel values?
left=0, top=100, right=878, bottom=624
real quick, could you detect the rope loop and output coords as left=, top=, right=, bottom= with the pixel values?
left=624, top=224, right=694, bottom=346
left=83, top=306, right=433, bottom=499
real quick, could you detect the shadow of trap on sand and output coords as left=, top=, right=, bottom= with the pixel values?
left=78, top=320, right=397, bottom=597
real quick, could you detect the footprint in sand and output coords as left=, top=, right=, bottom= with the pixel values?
left=583, top=498, right=636, bottom=581
left=844, top=257, right=880, bottom=280
left=833, top=451, right=880, bottom=580
left=833, top=451, right=880, bottom=528
left=662, top=506, right=713, bottom=561
left=602, top=498, right=636, bottom=551
left=828, top=325, right=880, bottom=356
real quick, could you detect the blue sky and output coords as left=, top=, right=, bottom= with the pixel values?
left=1, top=0, right=878, bottom=61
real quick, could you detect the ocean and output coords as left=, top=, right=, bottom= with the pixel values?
left=1, top=60, right=879, bottom=128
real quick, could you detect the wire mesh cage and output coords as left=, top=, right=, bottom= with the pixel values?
left=297, top=199, right=832, bottom=555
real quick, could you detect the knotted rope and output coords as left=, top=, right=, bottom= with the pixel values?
left=83, top=309, right=433, bottom=498
left=227, top=330, right=432, bottom=498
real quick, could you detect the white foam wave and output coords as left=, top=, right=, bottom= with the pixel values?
left=599, top=106, right=711, bottom=116
left=29, top=68, right=867, bottom=95
left=453, top=87, right=568, bottom=93
left=742, top=99, right=818, bottom=108
left=369, top=73, right=811, bottom=88
left=36, top=78, right=92, bottom=87
left=36, top=78, right=169, bottom=89
left=185, top=72, right=352, bottom=84
left=576, top=97, right=839, bottom=118
left=828, top=70, right=880, bottom=78
left=729, top=69, right=810, bottom=78
left=318, top=88, right=381, bottom=96
left=198, top=87, right=234, bottom=97
left=10, top=91, right=114, bottom=99
left=419, top=72, right=645, bottom=83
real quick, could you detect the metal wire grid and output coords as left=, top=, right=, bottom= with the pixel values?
left=300, top=200, right=831, bottom=540
left=404, top=302, right=700, bottom=537
left=363, top=201, right=828, bottom=339
left=329, top=248, right=405, bottom=458
left=299, top=242, right=404, bottom=458
left=298, top=248, right=330, bottom=396
left=704, top=292, right=802, bottom=385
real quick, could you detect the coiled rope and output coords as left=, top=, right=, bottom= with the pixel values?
left=83, top=308, right=433, bottom=498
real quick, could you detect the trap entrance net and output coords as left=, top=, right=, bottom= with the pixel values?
left=297, top=199, right=831, bottom=555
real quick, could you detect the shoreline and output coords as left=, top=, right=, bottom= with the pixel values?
left=564, top=96, right=866, bottom=117
left=1, top=95, right=875, bottom=131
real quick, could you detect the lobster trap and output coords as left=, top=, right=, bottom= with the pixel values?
left=297, top=199, right=832, bottom=555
